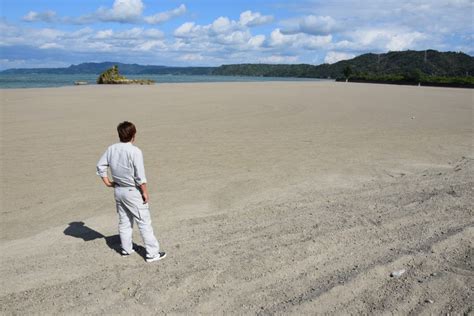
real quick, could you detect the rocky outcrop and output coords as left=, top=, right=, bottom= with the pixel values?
left=96, top=65, right=155, bottom=85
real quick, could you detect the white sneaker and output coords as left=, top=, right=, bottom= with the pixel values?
left=146, top=252, right=166, bottom=263
left=121, top=249, right=135, bottom=257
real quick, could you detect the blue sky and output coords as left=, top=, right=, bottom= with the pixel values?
left=0, top=0, right=473, bottom=69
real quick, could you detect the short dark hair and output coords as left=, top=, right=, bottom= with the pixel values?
left=117, top=121, right=136, bottom=142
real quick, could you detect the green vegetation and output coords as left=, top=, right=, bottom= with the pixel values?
left=211, top=64, right=323, bottom=78
left=211, top=50, right=473, bottom=88
left=97, top=65, right=154, bottom=85
left=211, top=50, right=474, bottom=80
left=97, top=65, right=125, bottom=83
left=343, top=66, right=353, bottom=80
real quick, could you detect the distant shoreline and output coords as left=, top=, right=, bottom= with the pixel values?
left=3, top=73, right=473, bottom=89
left=335, top=78, right=474, bottom=89
left=0, top=73, right=329, bottom=89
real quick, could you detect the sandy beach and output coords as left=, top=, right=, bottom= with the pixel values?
left=0, top=82, right=472, bottom=314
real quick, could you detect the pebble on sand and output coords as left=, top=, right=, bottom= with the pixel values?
left=390, top=269, right=406, bottom=278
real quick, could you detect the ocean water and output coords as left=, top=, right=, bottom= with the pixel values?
left=0, top=73, right=328, bottom=89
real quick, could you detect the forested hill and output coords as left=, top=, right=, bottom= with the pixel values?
left=2, top=50, right=473, bottom=79
left=212, top=50, right=474, bottom=78
left=1, top=62, right=214, bottom=75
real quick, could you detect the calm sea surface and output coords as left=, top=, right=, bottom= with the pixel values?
left=0, top=74, right=329, bottom=89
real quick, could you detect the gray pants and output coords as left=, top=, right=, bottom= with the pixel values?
left=114, top=186, right=160, bottom=256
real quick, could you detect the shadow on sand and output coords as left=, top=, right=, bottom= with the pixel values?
left=63, top=221, right=146, bottom=259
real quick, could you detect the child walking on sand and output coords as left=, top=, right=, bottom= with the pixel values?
left=96, top=121, right=166, bottom=263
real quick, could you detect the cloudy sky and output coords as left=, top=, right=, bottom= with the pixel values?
left=0, top=0, right=472, bottom=69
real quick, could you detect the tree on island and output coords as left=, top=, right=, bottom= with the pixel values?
left=343, top=66, right=353, bottom=82
left=403, top=68, right=424, bottom=84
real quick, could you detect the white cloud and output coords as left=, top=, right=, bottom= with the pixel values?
left=173, top=15, right=270, bottom=54
left=268, top=28, right=332, bottom=49
left=95, top=29, right=114, bottom=39
left=96, top=0, right=144, bottom=23
left=182, top=11, right=273, bottom=36
left=248, top=35, right=266, bottom=48
left=37, top=28, right=64, bottom=40
left=302, top=34, right=333, bottom=49
left=0, top=22, right=65, bottom=48
left=118, top=27, right=164, bottom=39
left=239, top=11, right=274, bottom=27
left=174, top=22, right=200, bottom=38
left=93, top=27, right=164, bottom=40
left=386, top=32, right=426, bottom=51
left=258, top=55, right=299, bottom=63
left=298, top=0, right=473, bottom=37
left=331, top=40, right=355, bottom=50
left=437, top=0, right=473, bottom=7
left=215, top=30, right=249, bottom=45
left=23, top=1, right=185, bottom=25
left=133, top=40, right=166, bottom=52
left=174, top=11, right=272, bottom=40
left=211, top=17, right=238, bottom=34
left=23, top=11, right=57, bottom=23
left=168, top=14, right=277, bottom=64
left=144, top=4, right=186, bottom=24
left=143, top=28, right=165, bottom=39
left=39, top=42, right=64, bottom=49
left=174, top=18, right=238, bottom=39
left=112, top=0, right=144, bottom=18
left=268, top=28, right=290, bottom=46
left=324, top=51, right=355, bottom=64
left=338, top=28, right=428, bottom=52
left=0, top=20, right=168, bottom=57
left=178, top=53, right=205, bottom=61
left=64, top=27, right=94, bottom=39
left=282, top=15, right=338, bottom=36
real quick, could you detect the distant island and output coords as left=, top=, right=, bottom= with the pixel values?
left=2, top=50, right=473, bottom=88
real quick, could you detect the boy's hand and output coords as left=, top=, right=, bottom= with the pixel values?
left=139, top=183, right=149, bottom=204
left=101, top=177, right=115, bottom=188
left=142, top=192, right=149, bottom=204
